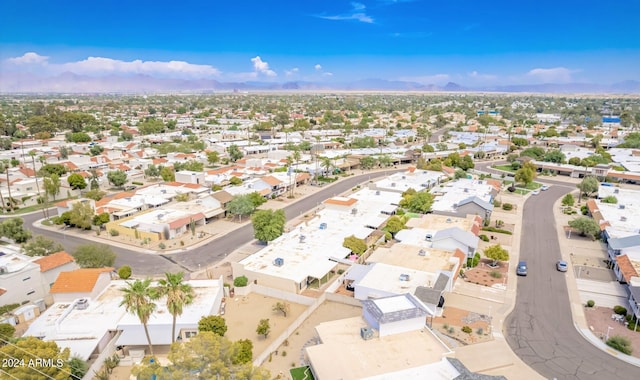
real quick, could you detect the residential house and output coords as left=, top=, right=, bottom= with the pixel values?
left=49, top=268, right=114, bottom=303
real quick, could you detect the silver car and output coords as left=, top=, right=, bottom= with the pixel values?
left=556, top=260, right=568, bottom=272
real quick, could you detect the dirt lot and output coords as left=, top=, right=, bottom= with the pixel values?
left=462, top=258, right=510, bottom=288
left=432, top=306, right=493, bottom=346
left=584, top=306, right=640, bottom=358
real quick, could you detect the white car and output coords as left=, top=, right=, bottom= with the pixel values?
left=541, top=185, right=550, bottom=191
left=531, top=190, right=540, bottom=195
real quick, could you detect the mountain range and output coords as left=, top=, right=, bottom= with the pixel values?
left=1, top=72, right=639, bottom=94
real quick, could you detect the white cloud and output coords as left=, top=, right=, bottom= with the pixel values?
left=6, top=52, right=49, bottom=65
left=398, top=74, right=450, bottom=85
left=251, top=56, right=277, bottom=77
left=323, top=72, right=334, bottom=77
left=285, top=67, right=299, bottom=76
left=526, top=67, right=575, bottom=83
left=468, top=70, right=497, bottom=81
left=314, top=64, right=322, bottom=71
left=318, top=3, right=374, bottom=23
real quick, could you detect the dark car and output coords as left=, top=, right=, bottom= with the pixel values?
left=516, top=261, right=528, bottom=276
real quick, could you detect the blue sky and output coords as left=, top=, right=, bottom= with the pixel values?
left=1, top=0, right=639, bottom=85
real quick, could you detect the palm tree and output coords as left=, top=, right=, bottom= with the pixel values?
left=0, top=160, right=13, bottom=212
left=0, top=162, right=5, bottom=214
left=28, top=151, right=46, bottom=218
left=120, top=279, right=158, bottom=355
left=156, top=272, right=194, bottom=343
left=320, top=156, right=332, bottom=177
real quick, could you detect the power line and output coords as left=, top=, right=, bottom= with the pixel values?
left=0, top=336, right=77, bottom=379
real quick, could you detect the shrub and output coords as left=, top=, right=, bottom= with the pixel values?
left=448, top=327, right=454, bottom=334
left=493, top=200, right=502, bottom=207
left=490, top=271, right=502, bottom=279
left=109, top=229, right=120, bottom=236
left=482, top=226, right=513, bottom=235
left=158, top=242, right=166, bottom=249
left=466, top=252, right=481, bottom=268
left=581, top=205, right=588, bottom=215
left=118, top=266, right=132, bottom=280
left=461, top=326, right=472, bottom=334
left=281, top=350, right=287, bottom=357
left=443, top=323, right=449, bottom=330
left=606, top=335, right=633, bottom=355
left=337, top=269, right=345, bottom=275
left=132, top=181, right=143, bottom=185
left=234, top=276, right=249, bottom=287
left=479, top=234, right=490, bottom=242
left=507, top=185, right=516, bottom=192
left=502, top=203, right=513, bottom=211
left=613, top=305, right=627, bottom=316
left=586, top=300, right=595, bottom=308
left=0, top=303, right=20, bottom=315
left=476, top=328, right=484, bottom=335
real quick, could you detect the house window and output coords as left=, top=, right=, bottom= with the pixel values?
left=183, top=331, right=198, bottom=339
left=27, top=290, right=35, bottom=295
left=26, top=187, right=33, bottom=191
left=23, top=277, right=31, bottom=281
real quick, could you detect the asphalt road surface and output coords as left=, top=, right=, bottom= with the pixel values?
left=504, top=186, right=639, bottom=379
left=19, top=170, right=399, bottom=276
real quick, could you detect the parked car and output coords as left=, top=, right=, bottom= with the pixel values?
left=541, top=185, right=550, bottom=191
left=124, top=185, right=137, bottom=191
left=556, top=260, right=568, bottom=272
left=531, top=190, right=540, bottom=195
left=516, top=261, right=528, bottom=276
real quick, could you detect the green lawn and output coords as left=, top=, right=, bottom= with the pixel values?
left=290, top=366, right=315, bottom=380
left=493, top=164, right=516, bottom=173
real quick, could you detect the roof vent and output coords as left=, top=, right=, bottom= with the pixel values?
left=375, top=190, right=380, bottom=195
left=351, top=208, right=358, bottom=215
left=399, top=274, right=411, bottom=281
left=614, top=188, right=619, bottom=193
left=391, top=182, right=396, bottom=187
left=446, top=218, right=452, bottom=223
left=464, top=188, right=469, bottom=193
left=273, top=258, right=284, bottom=267
left=418, top=249, right=426, bottom=256
left=425, top=234, right=433, bottom=241
left=402, top=176, right=406, bottom=179
left=319, top=223, right=327, bottom=230
left=620, top=216, right=627, bottom=222
left=75, top=298, right=89, bottom=310
left=619, top=204, right=626, bottom=209
left=299, top=235, right=306, bottom=243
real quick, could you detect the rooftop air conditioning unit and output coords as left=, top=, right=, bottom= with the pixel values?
left=425, top=234, right=433, bottom=241
left=351, top=208, right=358, bottom=215
left=319, top=223, right=327, bottom=230
left=75, top=298, right=89, bottom=310
left=619, top=204, right=626, bottom=209
left=399, top=274, right=411, bottom=281
left=614, top=188, right=619, bottom=194
left=360, top=327, right=374, bottom=340
left=464, top=188, right=469, bottom=193
left=273, top=258, right=284, bottom=267
left=402, top=176, right=406, bottom=179
left=621, top=216, right=627, bottom=221
left=418, top=249, right=426, bottom=256
left=299, top=235, right=306, bottom=243
left=0, top=266, right=7, bottom=274
left=375, top=190, right=380, bottom=195
left=446, top=218, right=452, bottom=223
left=391, top=183, right=396, bottom=187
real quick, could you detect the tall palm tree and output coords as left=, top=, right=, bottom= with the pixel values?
left=156, top=272, right=194, bottom=343
left=320, top=156, right=332, bottom=177
left=120, top=279, right=158, bottom=355
left=0, top=160, right=13, bottom=212
left=0, top=162, right=5, bottom=214
left=28, top=151, right=46, bottom=218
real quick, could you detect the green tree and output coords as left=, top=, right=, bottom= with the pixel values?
left=120, top=279, right=159, bottom=356
left=89, top=145, right=105, bottom=156
left=0, top=218, right=32, bottom=243
left=543, top=149, right=566, bottom=163
left=568, top=217, right=600, bottom=238
left=514, top=166, right=535, bottom=186
left=39, top=163, right=67, bottom=177
left=360, top=156, right=377, bottom=169
left=568, top=157, right=582, bottom=166
left=399, top=191, right=435, bottom=213
left=156, top=272, right=195, bottom=343
left=28, top=151, right=46, bottom=219
left=21, top=235, right=64, bottom=257
left=232, top=339, right=253, bottom=365
left=160, top=166, right=175, bottom=182
left=118, top=265, right=132, bottom=280
left=383, top=216, right=406, bottom=236
left=562, top=193, right=575, bottom=207
left=0, top=161, right=14, bottom=212
left=43, top=173, right=61, bottom=201
left=256, top=319, right=270, bottom=338
left=229, top=176, right=243, bottom=185
left=343, top=235, right=367, bottom=255
left=228, top=144, right=244, bottom=162
left=144, top=164, right=160, bottom=180
left=520, top=147, right=545, bottom=160
left=272, top=302, right=291, bottom=317
left=198, top=315, right=228, bottom=336
left=577, top=176, right=599, bottom=200
left=107, top=170, right=128, bottom=188
left=251, top=209, right=286, bottom=242
left=68, top=355, right=89, bottom=380
left=247, top=192, right=267, bottom=208
left=0, top=323, right=15, bottom=342
left=484, top=244, right=509, bottom=266
left=67, top=173, right=87, bottom=190
left=84, top=189, right=106, bottom=201
left=207, top=151, right=220, bottom=166
left=0, top=337, right=71, bottom=380
left=227, top=195, right=256, bottom=222
left=601, top=195, right=618, bottom=204
left=69, top=201, right=94, bottom=230
left=73, top=244, right=116, bottom=268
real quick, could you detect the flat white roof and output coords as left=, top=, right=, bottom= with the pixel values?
left=374, top=294, right=416, bottom=313
left=431, top=179, right=494, bottom=212
left=357, top=262, right=435, bottom=296
left=368, top=244, right=458, bottom=274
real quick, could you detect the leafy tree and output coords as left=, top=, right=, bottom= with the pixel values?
left=144, top=164, right=160, bottom=180
left=67, top=173, right=87, bottom=190
left=568, top=157, right=582, bottom=166
left=562, top=193, right=575, bottom=207
left=601, top=195, right=618, bottom=204
left=256, top=319, right=270, bottom=338
left=137, top=118, right=166, bottom=135
left=89, top=144, right=104, bottom=156
left=198, top=315, right=228, bottom=336
left=577, top=176, right=599, bottom=199
left=93, top=212, right=111, bottom=227
left=231, top=339, right=253, bottom=365
left=156, top=272, right=195, bottom=343
left=39, top=163, right=67, bottom=177
left=511, top=137, right=529, bottom=147
left=247, top=192, right=266, bottom=208
left=399, top=191, right=435, bottom=213
left=360, top=156, right=377, bottom=169
left=68, top=355, right=89, bottom=380
left=133, top=332, right=269, bottom=379
left=484, top=244, right=509, bottom=266
left=542, top=149, right=566, bottom=163
left=174, top=160, right=204, bottom=172
left=160, top=166, right=175, bottom=182
left=228, top=144, right=244, bottom=162
left=227, top=195, right=256, bottom=222
left=568, top=217, right=600, bottom=238
left=0, top=337, right=71, bottom=380
left=22, top=235, right=64, bottom=257
left=383, top=216, right=406, bottom=236
left=514, top=162, right=536, bottom=186
left=73, top=244, right=116, bottom=268
left=229, top=176, right=243, bottom=186
left=0, top=218, right=32, bottom=243
left=207, top=151, right=220, bottom=166
left=84, top=189, right=106, bottom=201
left=0, top=323, right=15, bottom=342
left=251, top=209, right=286, bottom=242
left=272, top=302, right=291, bottom=317
left=107, top=170, right=128, bottom=188
left=69, top=201, right=94, bottom=230
left=118, top=265, right=132, bottom=280
left=43, top=173, right=62, bottom=202
left=520, top=147, right=545, bottom=160
left=343, top=235, right=367, bottom=256
left=120, top=279, right=159, bottom=356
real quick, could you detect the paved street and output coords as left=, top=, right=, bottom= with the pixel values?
left=20, top=170, right=400, bottom=276
left=504, top=186, right=640, bottom=379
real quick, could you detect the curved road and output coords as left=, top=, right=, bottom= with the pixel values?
left=21, top=170, right=400, bottom=276
left=476, top=160, right=639, bottom=378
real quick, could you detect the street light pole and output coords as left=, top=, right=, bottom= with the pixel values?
left=605, top=326, right=613, bottom=341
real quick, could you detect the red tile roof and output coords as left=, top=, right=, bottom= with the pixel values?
left=33, top=251, right=75, bottom=272
left=616, top=254, right=638, bottom=283
left=324, top=197, right=357, bottom=206
left=50, top=268, right=113, bottom=293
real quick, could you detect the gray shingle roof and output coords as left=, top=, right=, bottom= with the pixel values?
left=433, top=227, right=479, bottom=249
left=456, top=196, right=494, bottom=212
